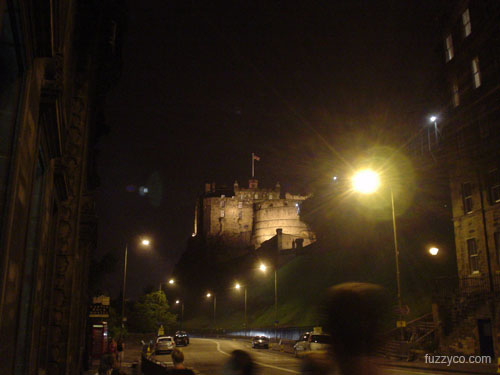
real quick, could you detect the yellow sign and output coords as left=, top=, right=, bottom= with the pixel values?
left=158, top=325, right=165, bottom=336
left=396, top=320, right=407, bottom=328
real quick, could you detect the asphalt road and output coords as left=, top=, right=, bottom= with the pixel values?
left=149, top=338, right=470, bottom=375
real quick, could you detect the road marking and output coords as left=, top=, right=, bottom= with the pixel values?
left=384, top=368, right=444, bottom=375
left=203, top=339, right=300, bottom=374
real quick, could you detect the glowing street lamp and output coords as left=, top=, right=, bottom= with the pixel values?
left=175, top=299, right=185, bottom=329
left=352, top=169, right=380, bottom=194
left=169, top=278, right=175, bottom=285
left=259, top=262, right=278, bottom=339
left=206, top=292, right=216, bottom=328
left=352, top=168, right=404, bottom=338
left=234, top=282, right=247, bottom=328
left=429, top=247, right=439, bottom=256
left=122, top=237, right=152, bottom=327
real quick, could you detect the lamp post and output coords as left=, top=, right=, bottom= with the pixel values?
left=122, top=237, right=151, bottom=327
left=175, top=299, right=184, bottom=329
left=352, top=169, right=404, bottom=340
left=259, top=263, right=278, bottom=340
left=206, top=292, right=216, bottom=329
left=235, top=283, right=247, bottom=329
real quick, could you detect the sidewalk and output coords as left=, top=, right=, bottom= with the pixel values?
left=84, top=341, right=143, bottom=375
left=375, top=357, right=498, bottom=374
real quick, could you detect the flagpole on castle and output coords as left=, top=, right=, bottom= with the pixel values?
left=252, top=153, right=255, bottom=178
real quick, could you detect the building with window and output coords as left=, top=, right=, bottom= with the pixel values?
left=0, top=1, right=123, bottom=374
left=194, top=179, right=315, bottom=250
left=433, top=0, right=500, bottom=358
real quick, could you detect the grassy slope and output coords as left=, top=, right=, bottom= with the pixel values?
left=183, top=238, right=454, bottom=330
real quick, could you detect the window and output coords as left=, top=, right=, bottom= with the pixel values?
left=495, top=232, right=500, bottom=265
left=238, top=211, right=242, bottom=219
left=269, top=194, right=273, bottom=200
left=488, top=170, right=500, bottom=203
left=238, top=201, right=242, bottom=209
left=220, top=200, right=225, bottom=208
left=472, top=57, right=481, bottom=88
left=254, top=193, right=259, bottom=199
left=467, top=238, right=479, bottom=273
left=452, top=81, right=460, bottom=107
left=445, top=34, right=454, bottom=61
left=462, top=182, right=473, bottom=213
left=462, top=9, right=471, bottom=37
left=220, top=210, right=225, bottom=218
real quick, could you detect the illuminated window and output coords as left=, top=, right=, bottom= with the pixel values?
left=462, top=182, right=473, bottom=214
left=254, top=193, right=258, bottom=199
left=452, top=81, right=459, bottom=107
left=269, top=194, right=273, bottom=200
left=238, top=202, right=242, bottom=209
left=445, top=34, right=454, bottom=61
left=467, top=238, right=479, bottom=273
left=472, top=57, right=481, bottom=88
left=220, top=210, right=225, bottom=218
left=220, top=200, right=225, bottom=208
left=462, top=9, right=471, bottom=37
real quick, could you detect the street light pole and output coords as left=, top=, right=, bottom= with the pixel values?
left=213, top=294, right=217, bottom=329
left=274, top=268, right=278, bottom=340
left=390, top=188, right=404, bottom=341
left=121, top=243, right=128, bottom=327
left=244, top=286, right=247, bottom=329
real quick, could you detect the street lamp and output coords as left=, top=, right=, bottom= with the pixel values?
left=235, top=282, right=248, bottom=329
left=122, top=237, right=151, bottom=327
left=429, top=115, right=439, bottom=146
left=206, top=292, right=216, bottom=329
left=175, top=299, right=185, bottom=329
left=259, top=262, right=278, bottom=339
left=429, top=246, right=439, bottom=256
left=351, top=169, right=404, bottom=338
left=169, top=278, right=175, bottom=285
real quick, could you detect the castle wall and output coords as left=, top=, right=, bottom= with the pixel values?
left=253, top=199, right=314, bottom=248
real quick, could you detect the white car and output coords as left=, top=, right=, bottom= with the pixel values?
left=155, top=336, right=175, bottom=354
left=294, top=332, right=330, bottom=356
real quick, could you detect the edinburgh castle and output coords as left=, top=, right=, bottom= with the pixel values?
left=194, top=179, right=316, bottom=250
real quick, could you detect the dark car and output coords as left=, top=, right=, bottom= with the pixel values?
left=174, top=331, right=189, bottom=346
left=251, top=336, right=269, bottom=349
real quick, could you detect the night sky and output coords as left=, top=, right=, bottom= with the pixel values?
left=96, top=1, right=447, bottom=298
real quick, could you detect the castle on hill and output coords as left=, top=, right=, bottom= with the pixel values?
left=193, top=179, right=316, bottom=249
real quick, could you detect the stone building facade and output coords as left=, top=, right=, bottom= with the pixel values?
left=0, top=1, right=122, bottom=374
left=433, top=0, right=500, bottom=358
left=194, top=179, right=315, bottom=249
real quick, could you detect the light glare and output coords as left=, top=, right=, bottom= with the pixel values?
left=429, top=247, right=439, bottom=256
left=176, top=300, right=180, bottom=304
left=141, top=238, right=151, bottom=246
left=352, top=169, right=380, bottom=194
left=206, top=293, right=211, bottom=298
left=169, top=279, right=175, bottom=285
left=235, top=283, right=240, bottom=289
left=259, top=264, right=267, bottom=272
left=429, top=115, right=437, bottom=122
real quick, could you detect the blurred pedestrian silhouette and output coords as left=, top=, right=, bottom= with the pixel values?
left=301, top=282, right=390, bottom=375
left=168, top=348, right=195, bottom=374
left=222, top=350, right=254, bottom=375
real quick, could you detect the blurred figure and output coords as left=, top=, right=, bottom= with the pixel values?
left=169, top=348, right=195, bottom=374
left=302, top=282, right=390, bottom=375
left=117, top=337, right=125, bottom=365
left=222, top=350, right=254, bottom=375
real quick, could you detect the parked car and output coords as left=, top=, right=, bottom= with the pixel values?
left=293, top=332, right=311, bottom=356
left=155, top=336, right=175, bottom=354
left=174, top=331, right=189, bottom=346
left=251, top=336, right=270, bottom=349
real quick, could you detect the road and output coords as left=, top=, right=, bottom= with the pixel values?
left=150, top=338, right=469, bottom=375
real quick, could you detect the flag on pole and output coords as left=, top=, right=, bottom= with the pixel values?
left=253, top=154, right=260, bottom=161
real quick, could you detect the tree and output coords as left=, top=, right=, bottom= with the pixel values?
left=131, top=291, right=177, bottom=333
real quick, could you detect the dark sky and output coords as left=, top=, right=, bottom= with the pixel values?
left=96, top=1, right=446, bottom=298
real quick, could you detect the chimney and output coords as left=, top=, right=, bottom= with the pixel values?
left=205, top=183, right=211, bottom=193
left=249, top=179, right=258, bottom=189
